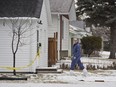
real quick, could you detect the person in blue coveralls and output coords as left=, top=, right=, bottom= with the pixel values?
left=70, top=38, right=88, bottom=76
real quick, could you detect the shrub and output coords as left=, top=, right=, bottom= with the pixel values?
left=81, top=36, right=102, bottom=57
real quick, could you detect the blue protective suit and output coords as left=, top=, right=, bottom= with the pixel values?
left=70, top=42, right=84, bottom=70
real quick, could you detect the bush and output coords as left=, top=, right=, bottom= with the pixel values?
left=81, top=36, right=102, bottom=57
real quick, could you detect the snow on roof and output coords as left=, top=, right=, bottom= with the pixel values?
left=69, top=21, right=92, bottom=36
left=70, top=21, right=85, bottom=29
left=69, top=21, right=85, bottom=32
left=49, top=0, right=74, bottom=13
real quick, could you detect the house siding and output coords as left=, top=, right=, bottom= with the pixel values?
left=48, top=14, right=60, bottom=60
left=48, top=14, right=59, bottom=38
left=0, top=24, right=12, bottom=72
left=38, top=0, right=48, bottom=67
left=69, top=1, right=76, bottom=21
left=62, top=16, right=69, bottom=50
left=0, top=19, right=37, bottom=72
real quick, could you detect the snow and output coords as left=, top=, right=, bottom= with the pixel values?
left=0, top=51, right=116, bottom=87
left=56, top=51, right=116, bottom=70
left=0, top=70, right=116, bottom=87
left=0, top=82, right=116, bottom=87
left=99, top=51, right=110, bottom=58
left=1, top=70, right=116, bottom=83
left=53, top=70, right=116, bottom=83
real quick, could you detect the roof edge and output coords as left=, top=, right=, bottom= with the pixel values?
left=0, top=17, right=40, bottom=19
left=51, top=12, right=69, bottom=15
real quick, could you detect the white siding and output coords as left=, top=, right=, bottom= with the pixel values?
left=45, top=0, right=52, bottom=26
left=48, top=14, right=59, bottom=37
left=0, top=24, right=12, bottom=72
left=28, top=20, right=37, bottom=72
left=0, top=19, right=37, bottom=72
left=68, top=34, right=71, bottom=56
left=62, top=16, right=69, bottom=50
left=38, top=0, right=48, bottom=67
left=69, top=1, right=76, bottom=21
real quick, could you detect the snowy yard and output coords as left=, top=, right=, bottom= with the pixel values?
left=56, top=51, right=116, bottom=70
left=0, top=51, right=116, bottom=87
left=0, top=70, right=116, bottom=83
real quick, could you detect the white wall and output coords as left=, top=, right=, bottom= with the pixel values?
left=69, top=1, right=76, bottom=21
left=38, top=0, right=49, bottom=67
left=48, top=14, right=59, bottom=38
left=68, top=33, right=73, bottom=56
left=62, top=16, right=69, bottom=50
left=0, top=21, right=13, bottom=72
left=0, top=19, right=37, bottom=72
left=45, top=0, right=52, bottom=26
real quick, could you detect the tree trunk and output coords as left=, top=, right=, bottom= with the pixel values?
left=13, top=53, right=16, bottom=75
left=109, top=26, right=116, bottom=59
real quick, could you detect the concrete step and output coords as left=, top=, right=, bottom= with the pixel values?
left=36, top=67, right=63, bottom=73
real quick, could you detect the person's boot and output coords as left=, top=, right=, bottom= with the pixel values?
left=83, top=68, right=88, bottom=77
left=70, top=70, right=75, bottom=75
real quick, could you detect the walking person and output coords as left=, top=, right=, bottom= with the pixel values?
left=70, top=38, right=88, bottom=76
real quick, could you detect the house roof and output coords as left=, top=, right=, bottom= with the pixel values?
left=70, top=21, right=92, bottom=36
left=49, top=0, right=74, bottom=13
left=0, top=0, right=43, bottom=18
left=70, top=21, right=85, bottom=29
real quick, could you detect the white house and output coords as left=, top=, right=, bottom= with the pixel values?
left=48, top=0, right=76, bottom=66
left=0, top=0, right=51, bottom=73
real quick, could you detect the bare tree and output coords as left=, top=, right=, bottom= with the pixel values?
left=4, top=17, right=35, bottom=75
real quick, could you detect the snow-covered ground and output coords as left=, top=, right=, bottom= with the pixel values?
left=0, top=82, right=116, bottom=87
left=0, top=51, right=116, bottom=87
left=0, top=70, right=116, bottom=87
left=0, top=70, right=116, bottom=83
left=56, top=51, right=116, bottom=70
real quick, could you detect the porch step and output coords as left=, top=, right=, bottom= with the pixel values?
left=36, top=67, right=63, bottom=73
